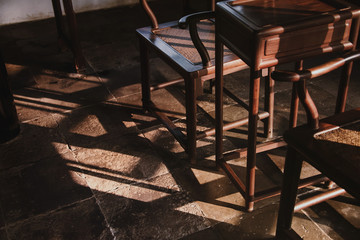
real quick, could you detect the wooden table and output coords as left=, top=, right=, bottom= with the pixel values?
left=215, top=0, right=360, bottom=211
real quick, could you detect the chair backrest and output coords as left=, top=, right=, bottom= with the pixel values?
left=271, top=50, right=360, bottom=129
left=139, top=0, right=216, bottom=30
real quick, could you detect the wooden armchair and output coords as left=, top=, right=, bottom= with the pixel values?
left=272, top=50, right=360, bottom=239
left=136, top=0, right=256, bottom=163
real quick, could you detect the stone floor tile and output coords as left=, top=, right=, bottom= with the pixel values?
left=0, top=152, right=92, bottom=225
left=326, top=195, right=360, bottom=229
left=291, top=210, right=334, bottom=240
left=13, top=87, right=81, bottom=122
left=141, top=124, right=190, bottom=168
left=1, top=1, right=360, bottom=239
left=141, top=115, right=240, bottom=171
left=96, top=186, right=210, bottom=240
left=97, top=66, right=142, bottom=98
left=12, top=69, right=113, bottom=122
left=117, top=88, right=187, bottom=130
left=5, top=198, right=112, bottom=240
left=213, top=204, right=278, bottom=240
left=6, top=63, right=36, bottom=90
left=54, top=101, right=139, bottom=150
left=85, top=41, right=140, bottom=72
left=213, top=203, right=334, bottom=240
left=298, top=195, right=360, bottom=240
left=172, top=167, right=246, bottom=224
left=73, top=134, right=170, bottom=193
left=180, top=227, right=221, bottom=240
left=33, top=69, right=112, bottom=101
left=0, top=116, right=69, bottom=170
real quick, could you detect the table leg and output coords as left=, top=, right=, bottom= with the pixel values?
left=264, top=67, right=274, bottom=139
left=246, top=68, right=261, bottom=211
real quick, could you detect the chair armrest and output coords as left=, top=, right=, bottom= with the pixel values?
left=178, top=11, right=215, bottom=28
left=178, top=11, right=216, bottom=67
left=272, top=50, right=360, bottom=129
left=271, top=50, right=360, bottom=82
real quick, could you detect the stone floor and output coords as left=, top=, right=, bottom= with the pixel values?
left=0, top=1, right=359, bottom=239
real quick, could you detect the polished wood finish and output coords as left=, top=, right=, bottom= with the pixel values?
left=51, top=0, right=86, bottom=71
left=215, top=0, right=360, bottom=211
left=274, top=50, right=360, bottom=239
left=0, top=51, right=20, bottom=143
left=137, top=0, right=249, bottom=164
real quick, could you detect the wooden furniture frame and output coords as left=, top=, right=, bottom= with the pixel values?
left=215, top=0, right=360, bottom=211
left=274, top=50, right=360, bottom=239
left=0, top=51, right=20, bottom=143
left=136, top=0, right=252, bottom=163
left=51, top=0, right=86, bottom=71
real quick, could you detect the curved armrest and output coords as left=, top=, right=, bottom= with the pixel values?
left=272, top=50, right=360, bottom=130
left=271, top=50, right=360, bottom=82
left=178, top=11, right=215, bottom=67
left=178, top=11, right=215, bottom=28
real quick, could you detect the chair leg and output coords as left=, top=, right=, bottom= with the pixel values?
left=185, top=76, right=197, bottom=164
left=195, top=78, right=203, bottom=98
left=289, top=83, right=299, bottom=129
left=215, top=35, right=224, bottom=164
left=139, top=38, right=151, bottom=109
left=289, top=60, right=303, bottom=129
left=62, top=0, right=86, bottom=71
left=276, top=147, right=303, bottom=237
left=335, top=61, right=353, bottom=113
left=245, top=68, right=261, bottom=212
left=264, top=66, right=275, bottom=139
left=51, top=0, right=66, bottom=49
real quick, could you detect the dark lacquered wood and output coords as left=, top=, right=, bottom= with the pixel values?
left=284, top=109, right=360, bottom=199
left=51, top=0, right=86, bottom=71
left=0, top=51, right=20, bottom=143
left=273, top=50, right=360, bottom=239
left=288, top=61, right=303, bottom=128
left=215, top=0, right=360, bottom=211
left=264, top=66, right=275, bottom=138
left=217, top=0, right=358, bottom=68
left=137, top=0, right=249, bottom=164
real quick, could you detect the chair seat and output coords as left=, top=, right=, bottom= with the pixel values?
left=157, top=20, right=233, bottom=65
left=284, top=108, right=360, bottom=199
left=137, top=20, right=244, bottom=75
